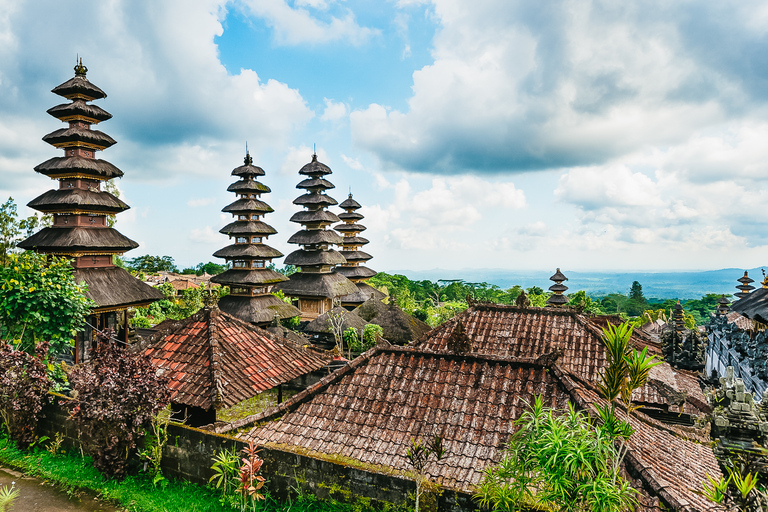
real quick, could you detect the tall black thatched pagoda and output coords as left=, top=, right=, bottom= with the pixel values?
left=334, top=193, right=384, bottom=308
left=211, top=152, right=300, bottom=325
left=18, top=60, right=162, bottom=360
left=275, top=154, right=357, bottom=320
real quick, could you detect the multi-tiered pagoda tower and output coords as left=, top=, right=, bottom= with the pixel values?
left=546, top=268, right=569, bottom=306
left=276, top=154, right=357, bottom=320
left=211, top=152, right=300, bottom=325
left=334, top=193, right=384, bottom=308
left=18, top=60, right=162, bottom=360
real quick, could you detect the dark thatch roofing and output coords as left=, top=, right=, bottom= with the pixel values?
left=231, top=154, right=266, bottom=177
left=52, top=75, right=106, bottom=101
left=218, top=294, right=301, bottom=324
left=265, top=324, right=309, bottom=345
left=339, top=194, right=361, bottom=209
left=27, top=189, right=129, bottom=214
left=219, top=221, right=277, bottom=236
left=339, top=235, right=369, bottom=246
left=43, top=127, right=116, bottom=150
left=284, top=249, right=346, bottom=267
left=211, top=268, right=288, bottom=286
left=35, top=156, right=123, bottom=179
left=222, top=198, right=273, bottom=215
left=298, top=154, right=332, bottom=176
left=74, top=266, right=163, bottom=308
left=144, top=307, right=330, bottom=411
left=287, top=229, right=343, bottom=245
left=335, top=222, right=366, bottom=232
left=293, top=193, right=337, bottom=207
left=296, top=178, right=334, bottom=190
left=227, top=180, right=270, bottom=194
left=730, top=287, right=768, bottom=323
left=337, top=281, right=385, bottom=304
left=354, top=298, right=430, bottom=346
left=275, top=271, right=358, bottom=299
left=212, top=244, right=283, bottom=259
left=18, top=226, right=139, bottom=252
left=303, top=306, right=369, bottom=334
left=338, top=211, right=363, bottom=221
left=335, top=266, right=377, bottom=280
left=338, top=250, right=372, bottom=263
left=47, top=100, right=112, bottom=123
left=289, top=210, right=339, bottom=224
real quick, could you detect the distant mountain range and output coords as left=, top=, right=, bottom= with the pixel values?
left=386, top=267, right=768, bottom=300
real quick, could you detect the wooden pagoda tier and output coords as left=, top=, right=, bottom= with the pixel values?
left=17, top=60, right=162, bottom=361
left=211, top=153, right=301, bottom=325
left=333, top=193, right=384, bottom=308
left=275, top=154, right=357, bottom=320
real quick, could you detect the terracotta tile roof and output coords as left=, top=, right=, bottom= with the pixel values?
left=143, top=307, right=331, bottom=410
left=242, top=347, right=571, bottom=490
left=413, top=304, right=709, bottom=416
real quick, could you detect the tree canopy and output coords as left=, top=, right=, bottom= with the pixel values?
left=0, top=197, right=50, bottom=266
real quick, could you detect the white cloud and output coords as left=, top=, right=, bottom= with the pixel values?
left=187, top=197, right=217, bottom=207
left=340, top=154, right=364, bottom=170
left=242, top=0, right=379, bottom=46
left=279, top=145, right=331, bottom=176
left=189, top=226, right=222, bottom=244
left=320, top=98, right=348, bottom=121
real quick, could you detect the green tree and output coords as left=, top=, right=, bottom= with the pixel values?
left=0, top=197, right=50, bottom=266
left=125, top=255, right=178, bottom=273
left=0, top=252, right=93, bottom=354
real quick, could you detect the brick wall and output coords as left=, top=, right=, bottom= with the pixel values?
left=37, top=396, right=476, bottom=511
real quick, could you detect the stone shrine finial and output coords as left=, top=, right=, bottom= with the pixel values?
left=546, top=268, right=568, bottom=306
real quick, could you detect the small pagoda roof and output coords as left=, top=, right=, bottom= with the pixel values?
left=298, top=154, right=332, bottom=176
left=337, top=281, right=384, bottom=304
left=303, top=306, right=369, bottom=334
left=143, top=307, right=331, bottom=411
left=219, top=220, right=277, bottom=237
left=289, top=210, right=339, bottom=224
left=211, top=268, right=288, bottom=286
left=738, top=272, right=755, bottom=285
left=287, top=229, right=344, bottom=246
left=218, top=294, right=301, bottom=324
left=231, top=153, right=265, bottom=177
left=51, top=74, right=107, bottom=101
left=296, top=178, right=334, bottom=190
left=284, top=248, right=347, bottom=267
left=338, top=211, right=364, bottom=221
left=338, top=250, right=372, bottom=262
left=43, top=127, right=116, bottom=150
left=74, top=266, right=163, bottom=309
left=335, top=222, right=366, bottom=233
left=549, top=268, right=567, bottom=282
left=27, top=189, right=129, bottom=214
left=18, top=226, right=139, bottom=253
left=548, top=283, right=568, bottom=293
left=35, top=156, right=123, bottom=180
left=47, top=100, right=112, bottom=124
left=335, top=266, right=377, bottom=280
left=339, top=235, right=369, bottom=246
left=339, top=194, right=361, bottom=210
left=293, top=193, right=338, bottom=207
left=212, top=244, right=283, bottom=260
left=227, top=180, right=270, bottom=194
left=275, top=271, right=358, bottom=299
left=354, top=297, right=431, bottom=345
left=222, top=198, right=274, bottom=215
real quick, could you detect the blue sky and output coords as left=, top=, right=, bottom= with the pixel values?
left=2, top=0, right=768, bottom=273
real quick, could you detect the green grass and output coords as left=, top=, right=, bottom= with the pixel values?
left=0, top=434, right=390, bottom=512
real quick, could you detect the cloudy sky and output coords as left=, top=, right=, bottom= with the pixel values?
left=2, top=0, right=768, bottom=274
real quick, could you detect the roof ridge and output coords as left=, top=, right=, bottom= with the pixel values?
left=207, top=307, right=224, bottom=410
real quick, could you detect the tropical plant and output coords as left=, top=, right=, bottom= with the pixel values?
left=475, top=397, right=638, bottom=512
left=0, top=197, right=50, bottom=266
left=0, top=341, right=52, bottom=449
left=0, top=482, right=20, bottom=512
left=67, top=329, right=171, bottom=479
left=138, top=411, right=171, bottom=489
left=698, top=461, right=768, bottom=511
left=343, top=327, right=361, bottom=356
left=0, top=252, right=93, bottom=355
left=209, top=446, right=241, bottom=500
left=209, top=442, right=266, bottom=511
left=405, top=435, right=445, bottom=512
left=361, top=324, right=383, bottom=349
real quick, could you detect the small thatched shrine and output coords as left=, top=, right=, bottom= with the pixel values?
left=18, top=60, right=162, bottom=361
left=334, top=193, right=385, bottom=308
left=143, top=306, right=331, bottom=427
left=210, top=152, right=300, bottom=325
left=275, top=154, right=357, bottom=320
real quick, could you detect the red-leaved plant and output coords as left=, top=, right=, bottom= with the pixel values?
left=239, top=441, right=266, bottom=510
left=0, top=341, right=52, bottom=448
left=68, top=329, right=170, bottom=479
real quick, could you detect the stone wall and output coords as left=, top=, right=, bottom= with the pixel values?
left=37, top=397, right=476, bottom=511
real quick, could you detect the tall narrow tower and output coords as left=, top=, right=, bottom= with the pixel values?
left=275, top=154, right=357, bottom=320
left=211, top=152, right=300, bottom=324
left=18, top=60, right=162, bottom=360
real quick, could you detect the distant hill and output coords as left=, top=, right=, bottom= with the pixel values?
left=385, top=267, right=768, bottom=300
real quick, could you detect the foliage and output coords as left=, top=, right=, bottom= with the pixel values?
left=67, top=330, right=171, bottom=479
left=181, top=261, right=229, bottom=276
left=698, top=450, right=768, bottom=512
left=138, top=412, right=171, bottom=489
left=130, top=282, right=216, bottom=328
left=0, top=482, right=19, bottom=512
left=125, top=254, right=179, bottom=273
left=0, top=197, right=51, bottom=267
left=567, top=290, right=603, bottom=314
left=477, top=397, right=638, bottom=512
left=0, top=341, right=51, bottom=449
left=210, top=442, right=266, bottom=511
left=405, top=435, right=445, bottom=512
left=361, top=324, right=383, bottom=348
left=326, top=309, right=346, bottom=355
left=343, top=327, right=362, bottom=353
left=0, top=252, right=93, bottom=354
